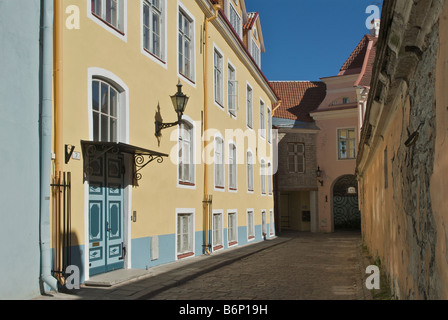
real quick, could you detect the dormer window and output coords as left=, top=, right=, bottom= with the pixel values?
left=229, top=2, right=242, bottom=38
left=251, top=39, right=261, bottom=67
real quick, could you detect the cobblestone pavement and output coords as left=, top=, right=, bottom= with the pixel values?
left=149, top=231, right=372, bottom=300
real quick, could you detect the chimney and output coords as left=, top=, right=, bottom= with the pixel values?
left=370, top=19, right=380, bottom=37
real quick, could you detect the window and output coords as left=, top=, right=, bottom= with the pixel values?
left=91, top=0, right=124, bottom=33
left=251, top=40, right=261, bottom=67
left=338, top=128, right=356, bottom=160
left=269, top=210, right=274, bottom=236
left=246, top=85, right=253, bottom=129
left=214, top=49, right=224, bottom=106
left=178, top=9, right=194, bottom=81
left=247, top=150, right=254, bottom=192
left=261, top=210, right=267, bottom=237
left=212, top=211, right=223, bottom=251
left=267, top=162, right=272, bottom=195
left=261, top=159, right=266, bottom=195
left=228, top=3, right=242, bottom=38
left=229, top=143, right=237, bottom=190
left=267, top=107, right=272, bottom=143
left=228, top=212, right=238, bottom=246
left=177, top=212, right=194, bottom=259
left=228, top=64, right=238, bottom=116
left=342, top=97, right=350, bottom=104
left=92, top=79, right=119, bottom=142
left=143, top=0, right=164, bottom=61
left=260, top=100, right=265, bottom=138
left=214, top=136, right=224, bottom=189
left=247, top=210, right=255, bottom=240
left=288, top=143, right=305, bottom=173
left=179, top=121, right=195, bottom=185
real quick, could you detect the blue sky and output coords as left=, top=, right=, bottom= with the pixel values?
left=245, top=0, right=383, bottom=81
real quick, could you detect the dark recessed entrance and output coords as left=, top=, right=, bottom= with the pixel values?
left=332, top=175, right=360, bottom=230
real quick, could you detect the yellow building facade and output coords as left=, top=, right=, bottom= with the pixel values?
left=51, top=0, right=278, bottom=284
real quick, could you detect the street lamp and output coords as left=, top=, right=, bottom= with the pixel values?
left=316, top=166, right=324, bottom=186
left=155, top=81, right=189, bottom=137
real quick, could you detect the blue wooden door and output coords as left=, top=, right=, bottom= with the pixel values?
left=89, top=153, right=125, bottom=276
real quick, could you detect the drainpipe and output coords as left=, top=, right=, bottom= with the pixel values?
left=40, top=0, right=58, bottom=293
left=202, top=4, right=221, bottom=255
left=53, top=0, right=65, bottom=286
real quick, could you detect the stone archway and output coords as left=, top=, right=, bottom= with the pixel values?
left=332, top=175, right=360, bottom=230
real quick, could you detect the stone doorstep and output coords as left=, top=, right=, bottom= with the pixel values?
left=84, top=269, right=153, bottom=287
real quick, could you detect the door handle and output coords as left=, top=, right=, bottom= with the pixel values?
left=106, top=222, right=111, bottom=232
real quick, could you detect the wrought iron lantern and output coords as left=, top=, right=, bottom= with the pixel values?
left=155, top=81, right=189, bottom=137
left=316, top=166, right=324, bottom=186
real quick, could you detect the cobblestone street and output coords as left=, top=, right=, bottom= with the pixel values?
left=148, top=231, right=372, bottom=300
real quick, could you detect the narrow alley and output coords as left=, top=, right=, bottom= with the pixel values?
left=146, top=231, right=372, bottom=300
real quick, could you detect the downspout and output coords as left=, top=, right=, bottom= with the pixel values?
left=53, top=0, right=65, bottom=285
left=40, top=0, right=58, bottom=293
left=202, top=4, right=221, bottom=255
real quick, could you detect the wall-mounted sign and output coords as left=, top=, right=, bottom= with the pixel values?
left=348, top=187, right=357, bottom=194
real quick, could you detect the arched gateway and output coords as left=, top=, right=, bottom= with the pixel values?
left=332, top=175, right=361, bottom=230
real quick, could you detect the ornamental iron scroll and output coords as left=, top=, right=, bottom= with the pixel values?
left=134, top=153, right=165, bottom=181
left=81, top=141, right=168, bottom=183
left=85, top=144, right=120, bottom=177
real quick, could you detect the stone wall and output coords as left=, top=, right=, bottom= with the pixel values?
left=358, top=0, right=448, bottom=299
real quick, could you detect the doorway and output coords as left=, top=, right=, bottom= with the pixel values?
left=332, top=175, right=360, bottom=230
left=88, top=152, right=125, bottom=276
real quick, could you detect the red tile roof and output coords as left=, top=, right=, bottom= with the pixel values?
left=339, top=35, right=372, bottom=75
left=356, top=35, right=378, bottom=87
left=270, top=81, right=327, bottom=122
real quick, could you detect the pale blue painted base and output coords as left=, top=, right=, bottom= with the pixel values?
left=56, top=223, right=276, bottom=285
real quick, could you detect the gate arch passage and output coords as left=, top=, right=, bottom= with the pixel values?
left=332, top=175, right=360, bottom=230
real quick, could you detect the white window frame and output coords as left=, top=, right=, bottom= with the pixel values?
left=261, top=210, right=267, bottom=237
left=214, top=134, right=225, bottom=191
left=251, top=39, right=261, bottom=67
left=228, top=1, right=242, bottom=38
left=267, top=161, right=272, bottom=196
left=267, top=107, right=272, bottom=144
left=88, top=68, right=129, bottom=144
left=88, top=0, right=127, bottom=42
left=247, top=209, right=255, bottom=241
left=227, top=60, right=238, bottom=118
left=260, top=158, right=266, bottom=195
left=213, top=45, right=224, bottom=108
left=228, top=142, right=237, bottom=192
left=246, top=149, right=254, bottom=193
left=227, top=210, right=238, bottom=246
left=91, top=79, right=120, bottom=143
left=212, top=210, right=224, bottom=251
left=177, top=2, right=196, bottom=87
left=337, top=127, right=357, bottom=160
left=246, top=82, right=253, bottom=129
left=260, top=99, right=266, bottom=139
left=141, top=0, right=167, bottom=68
left=176, top=209, right=195, bottom=260
left=269, top=209, right=275, bottom=236
left=177, top=116, right=196, bottom=188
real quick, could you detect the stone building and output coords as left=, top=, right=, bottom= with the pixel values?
left=357, top=0, right=448, bottom=299
left=271, top=81, right=326, bottom=232
left=271, top=25, right=378, bottom=234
